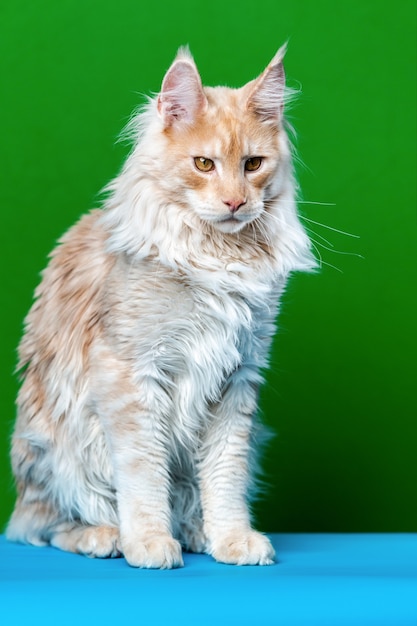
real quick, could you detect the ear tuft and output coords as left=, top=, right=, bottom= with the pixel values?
left=247, top=43, right=288, bottom=122
left=157, top=48, right=207, bottom=126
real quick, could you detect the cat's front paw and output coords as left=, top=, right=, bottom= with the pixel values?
left=210, top=530, right=275, bottom=566
left=122, top=535, right=184, bottom=569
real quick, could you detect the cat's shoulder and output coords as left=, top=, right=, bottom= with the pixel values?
left=54, top=209, right=106, bottom=253
left=38, top=209, right=115, bottom=295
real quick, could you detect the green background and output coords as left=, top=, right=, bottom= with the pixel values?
left=0, top=0, right=415, bottom=533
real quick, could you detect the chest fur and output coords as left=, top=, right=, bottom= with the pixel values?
left=103, top=259, right=277, bottom=429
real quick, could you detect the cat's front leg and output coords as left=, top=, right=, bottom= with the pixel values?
left=199, top=372, right=275, bottom=566
left=93, top=345, right=183, bottom=569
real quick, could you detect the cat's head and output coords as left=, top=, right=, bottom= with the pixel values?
left=142, top=46, right=291, bottom=235
left=104, top=46, right=314, bottom=275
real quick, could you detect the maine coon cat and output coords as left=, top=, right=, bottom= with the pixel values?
left=7, top=45, right=315, bottom=568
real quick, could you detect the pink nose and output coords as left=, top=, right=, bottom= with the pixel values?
left=223, top=198, right=246, bottom=213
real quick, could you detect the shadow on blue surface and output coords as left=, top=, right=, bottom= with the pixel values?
left=1, top=534, right=416, bottom=625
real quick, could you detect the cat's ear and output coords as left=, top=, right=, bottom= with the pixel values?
left=157, top=48, right=208, bottom=126
left=246, top=44, right=287, bottom=122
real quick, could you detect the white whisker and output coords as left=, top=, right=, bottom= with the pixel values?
left=257, top=215, right=275, bottom=249
left=303, top=227, right=334, bottom=248
left=300, top=215, right=360, bottom=239
left=297, top=201, right=336, bottom=206
left=310, top=242, right=343, bottom=273
left=250, top=221, right=258, bottom=245
left=263, top=207, right=362, bottom=269
left=310, top=239, right=364, bottom=259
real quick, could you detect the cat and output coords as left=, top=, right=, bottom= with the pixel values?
left=6, top=45, right=315, bottom=568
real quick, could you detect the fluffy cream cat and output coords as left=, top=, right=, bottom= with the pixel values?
left=7, top=46, right=315, bottom=568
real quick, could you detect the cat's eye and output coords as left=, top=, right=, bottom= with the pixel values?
left=245, top=157, right=263, bottom=172
left=194, top=157, right=215, bottom=172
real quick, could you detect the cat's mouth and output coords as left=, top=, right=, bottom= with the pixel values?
left=198, top=207, right=261, bottom=233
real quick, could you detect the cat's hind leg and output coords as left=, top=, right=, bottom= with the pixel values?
left=7, top=486, right=120, bottom=559
left=7, top=476, right=121, bottom=558
left=8, top=495, right=121, bottom=558
left=50, top=523, right=121, bottom=558
left=6, top=486, right=64, bottom=547
left=7, top=483, right=121, bottom=558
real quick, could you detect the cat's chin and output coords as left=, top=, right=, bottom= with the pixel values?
left=210, top=217, right=251, bottom=235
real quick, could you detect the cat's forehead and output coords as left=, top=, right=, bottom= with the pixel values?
left=185, top=86, right=279, bottom=158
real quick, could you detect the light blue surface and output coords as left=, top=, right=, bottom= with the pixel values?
left=1, top=534, right=416, bottom=625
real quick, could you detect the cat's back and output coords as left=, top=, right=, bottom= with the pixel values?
left=18, top=209, right=114, bottom=377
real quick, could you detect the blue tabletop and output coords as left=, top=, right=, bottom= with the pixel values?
left=1, top=533, right=416, bottom=625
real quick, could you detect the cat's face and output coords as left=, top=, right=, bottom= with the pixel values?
left=162, top=88, right=281, bottom=234
left=156, top=47, right=287, bottom=234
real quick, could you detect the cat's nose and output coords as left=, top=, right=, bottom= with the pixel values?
left=223, top=198, right=247, bottom=213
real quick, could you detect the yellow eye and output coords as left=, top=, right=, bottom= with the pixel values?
left=245, top=157, right=262, bottom=171
left=194, top=157, right=215, bottom=172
